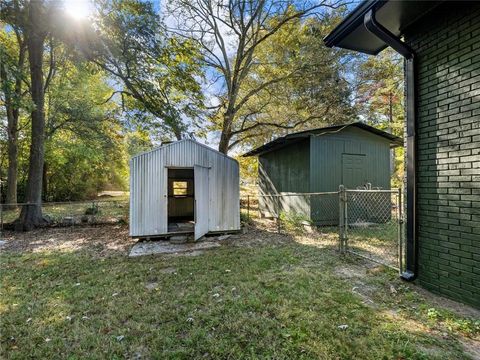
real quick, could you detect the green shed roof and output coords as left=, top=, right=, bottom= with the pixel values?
left=243, top=122, right=403, bottom=157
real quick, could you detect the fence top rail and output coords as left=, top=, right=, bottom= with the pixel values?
left=0, top=199, right=129, bottom=207
left=256, top=192, right=340, bottom=197
left=345, top=189, right=400, bottom=194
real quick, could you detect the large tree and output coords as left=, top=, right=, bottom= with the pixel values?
left=222, top=14, right=354, bottom=151
left=168, top=0, right=344, bottom=153
left=18, top=0, right=50, bottom=229
left=1, top=0, right=60, bottom=230
left=355, top=48, right=404, bottom=134
left=64, top=0, right=204, bottom=140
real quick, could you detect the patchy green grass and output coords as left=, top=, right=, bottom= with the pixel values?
left=1, top=237, right=478, bottom=359
left=346, top=221, right=400, bottom=267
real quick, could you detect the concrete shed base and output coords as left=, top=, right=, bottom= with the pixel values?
left=129, top=240, right=220, bottom=257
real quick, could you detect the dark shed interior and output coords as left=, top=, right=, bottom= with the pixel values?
left=167, top=168, right=194, bottom=233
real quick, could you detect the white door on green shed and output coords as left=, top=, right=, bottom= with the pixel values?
left=194, top=165, right=210, bottom=240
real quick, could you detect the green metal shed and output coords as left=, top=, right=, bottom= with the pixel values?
left=244, top=122, right=402, bottom=225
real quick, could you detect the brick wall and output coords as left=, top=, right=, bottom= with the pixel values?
left=405, top=3, right=480, bottom=307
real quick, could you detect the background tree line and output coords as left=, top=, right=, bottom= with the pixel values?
left=0, top=0, right=404, bottom=230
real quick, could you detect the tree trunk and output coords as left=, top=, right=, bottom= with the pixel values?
left=6, top=119, right=18, bottom=206
left=173, top=126, right=182, bottom=141
left=1, top=40, right=25, bottom=208
left=218, top=112, right=234, bottom=154
left=388, top=91, right=395, bottom=177
left=17, top=1, right=47, bottom=231
left=0, top=65, right=19, bottom=207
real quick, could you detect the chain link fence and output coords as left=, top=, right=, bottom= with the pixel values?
left=3, top=190, right=404, bottom=270
left=241, top=187, right=404, bottom=271
left=0, top=200, right=129, bottom=240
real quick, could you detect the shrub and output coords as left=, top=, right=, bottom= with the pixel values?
left=279, top=211, right=312, bottom=234
left=85, top=203, right=100, bottom=215
left=240, top=211, right=252, bottom=225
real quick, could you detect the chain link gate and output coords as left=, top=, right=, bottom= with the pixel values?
left=339, top=187, right=404, bottom=272
left=241, top=187, right=404, bottom=271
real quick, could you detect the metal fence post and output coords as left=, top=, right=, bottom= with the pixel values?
left=275, top=195, right=281, bottom=234
left=70, top=201, right=74, bottom=232
left=93, top=200, right=97, bottom=226
left=397, top=188, right=403, bottom=274
left=338, top=185, right=346, bottom=253
left=256, top=196, right=259, bottom=219
left=0, top=204, right=3, bottom=240
left=247, top=195, right=250, bottom=222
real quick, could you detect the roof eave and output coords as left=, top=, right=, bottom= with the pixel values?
left=324, top=0, right=383, bottom=48
left=324, top=0, right=446, bottom=54
left=242, top=136, right=308, bottom=157
left=243, top=122, right=403, bottom=157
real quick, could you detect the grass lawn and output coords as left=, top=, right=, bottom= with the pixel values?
left=1, top=225, right=479, bottom=359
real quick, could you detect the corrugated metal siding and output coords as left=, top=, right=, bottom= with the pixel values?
left=208, top=153, right=240, bottom=231
left=130, top=148, right=168, bottom=236
left=130, top=140, right=240, bottom=237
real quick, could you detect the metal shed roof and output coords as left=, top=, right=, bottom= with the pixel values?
left=323, top=0, right=445, bottom=54
left=131, top=139, right=238, bottom=164
left=243, top=122, right=403, bottom=157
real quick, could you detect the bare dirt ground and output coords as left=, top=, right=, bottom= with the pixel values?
left=0, top=220, right=300, bottom=256
left=0, top=225, right=134, bottom=257
left=0, top=218, right=338, bottom=260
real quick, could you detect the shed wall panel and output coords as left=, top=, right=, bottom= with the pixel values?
left=309, top=127, right=391, bottom=225
left=310, top=127, right=391, bottom=192
left=258, top=139, right=310, bottom=218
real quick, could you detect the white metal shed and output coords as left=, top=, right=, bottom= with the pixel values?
left=129, top=139, right=240, bottom=240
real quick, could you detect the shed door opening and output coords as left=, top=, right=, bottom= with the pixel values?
left=167, top=168, right=194, bottom=233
